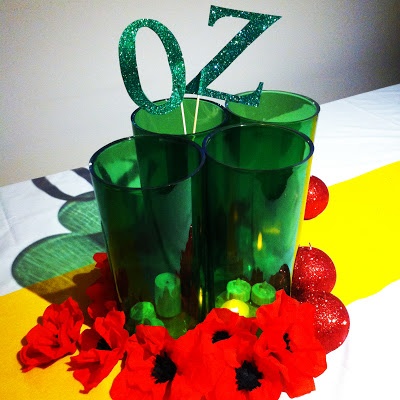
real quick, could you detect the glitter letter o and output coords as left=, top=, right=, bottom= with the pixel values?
left=119, top=19, right=186, bottom=115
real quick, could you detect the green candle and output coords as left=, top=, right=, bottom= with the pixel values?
left=226, top=278, right=251, bottom=302
left=147, top=318, right=165, bottom=327
left=155, top=272, right=182, bottom=318
left=130, top=301, right=156, bottom=321
left=251, top=282, right=276, bottom=306
left=128, top=301, right=164, bottom=330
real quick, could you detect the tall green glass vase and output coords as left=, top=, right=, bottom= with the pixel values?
left=89, top=135, right=206, bottom=337
left=203, top=123, right=314, bottom=317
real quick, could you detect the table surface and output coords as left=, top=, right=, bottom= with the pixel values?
left=1, top=83, right=400, bottom=399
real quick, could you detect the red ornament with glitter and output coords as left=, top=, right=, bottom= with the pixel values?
left=292, top=246, right=336, bottom=298
left=296, top=291, right=350, bottom=353
left=304, top=176, right=329, bottom=220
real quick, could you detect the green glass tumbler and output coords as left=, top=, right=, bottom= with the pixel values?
left=226, top=90, right=320, bottom=140
left=131, top=97, right=230, bottom=145
left=203, top=123, right=314, bottom=316
left=89, top=135, right=206, bottom=337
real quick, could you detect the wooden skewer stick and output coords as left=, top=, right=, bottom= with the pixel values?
left=192, top=95, right=200, bottom=134
left=180, top=102, right=187, bottom=135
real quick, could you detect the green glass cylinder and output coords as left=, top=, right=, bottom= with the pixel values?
left=203, top=123, right=314, bottom=315
left=131, top=97, right=230, bottom=145
left=89, top=135, right=206, bottom=337
left=226, top=90, right=320, bottom=141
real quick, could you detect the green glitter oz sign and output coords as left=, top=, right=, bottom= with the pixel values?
left=119, top=5, right=281, bottom=115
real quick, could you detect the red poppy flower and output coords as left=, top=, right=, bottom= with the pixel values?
left=68, top=310, right=129, bottom=393
left=206, top=336, right=283, bottom=400
left=86, top=253, right=118, bottom=319
left=110, top=325, right=203, bottom=400
left=18, top=297, right=84, bottom=372
left=254, top=290, right=327, bottom=398
left=174, top=308, right=259, bottom=395
left=194, top=307, right=258, bottom=338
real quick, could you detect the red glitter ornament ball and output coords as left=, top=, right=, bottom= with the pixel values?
left=304, top=176, right=329, bottom=220
left=297, top=291, right=350, bottom=353
left=292, top=246, right=336, bottom=298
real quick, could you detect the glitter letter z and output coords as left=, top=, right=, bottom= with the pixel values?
left=186, top=6, right=281, bottom=106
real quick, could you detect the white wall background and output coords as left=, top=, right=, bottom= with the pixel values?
left=1, top=0, right=399, bottom=186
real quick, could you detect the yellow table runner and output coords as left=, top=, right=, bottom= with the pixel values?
left=299, top=161, right=400, bottom=305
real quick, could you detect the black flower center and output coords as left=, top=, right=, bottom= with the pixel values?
left=96, top=337, right=112, bottom=351
left=152, top=352, right=177, bottom=384
left=235, top=360, right=263, bottom=391
left=283, top=332, right=292, bottom=352
left=212, top=330, right=231, bottom=343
